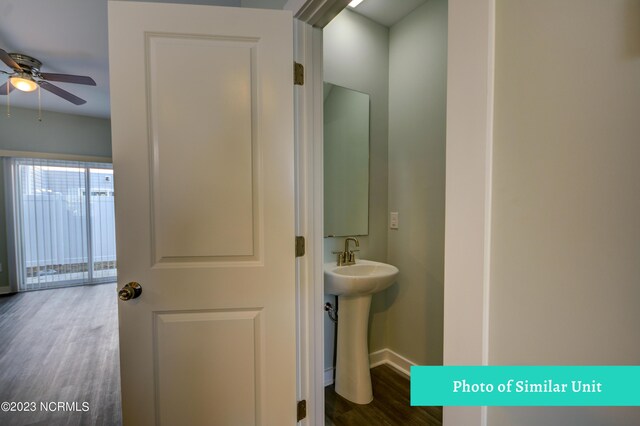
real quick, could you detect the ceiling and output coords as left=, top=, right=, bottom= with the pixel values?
left=0, top=0, right=282, bottom=119
left=349, top=0, right=428, bottom=28
left=0, top=0, right=417, bottom=120
left=0, top=0, right=111, bottom=118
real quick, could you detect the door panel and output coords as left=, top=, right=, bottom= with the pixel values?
left=154, top=310, right=261, bottom=426
left=148, top=35, right=257, bottom=261
left=108, top=3, right=294, bottom=425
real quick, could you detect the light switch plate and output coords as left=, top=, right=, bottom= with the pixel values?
left=390, top=212, right=399, bottom=229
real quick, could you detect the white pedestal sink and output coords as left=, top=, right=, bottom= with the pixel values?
left=324, top=259, right=399, bottom=404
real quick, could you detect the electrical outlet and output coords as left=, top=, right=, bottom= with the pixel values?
left=390, top=212, right=399, bottom=229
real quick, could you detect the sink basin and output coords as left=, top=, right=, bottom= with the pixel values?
left=324, top=259, right=399, bottom=296
left=324, top=259, right=399, bottom=404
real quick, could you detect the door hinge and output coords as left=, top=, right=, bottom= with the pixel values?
left=295, top=236, right=305, bottom=257
left=294, top=62, right=304, bottom=86
left=297, top=399, right=307, bottom=422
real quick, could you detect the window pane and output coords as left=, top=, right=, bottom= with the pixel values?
left=13, top=158, right=116, bottom=290
left=90, top=168, right=117, bottom=279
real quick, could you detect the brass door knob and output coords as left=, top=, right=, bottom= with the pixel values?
left=119, top=282, right=142, bottom=301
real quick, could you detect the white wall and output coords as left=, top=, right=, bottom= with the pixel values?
left=0, top=107, right=112, bottom=290
left=386, top=0, right=448, bottom=366
left=489, top=0, right=640, bottom=424
left=323, top=8, right=389, bottom=372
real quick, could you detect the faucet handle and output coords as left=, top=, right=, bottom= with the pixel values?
left=331, top=250, right=345, bottom=263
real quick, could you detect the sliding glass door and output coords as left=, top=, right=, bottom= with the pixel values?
left=9, top=158, right=117, bottom=291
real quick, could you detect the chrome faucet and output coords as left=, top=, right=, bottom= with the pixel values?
left=332, top=237, right=360, bottom=266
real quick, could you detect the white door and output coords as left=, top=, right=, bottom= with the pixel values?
left=108, top=2, right=295, bottom=425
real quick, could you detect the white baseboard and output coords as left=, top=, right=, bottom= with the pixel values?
left=0, top=286, right=12, bottom=295
left=324, top=367, right=334, bottom=387
left=369, top=348, right=416, bottom=377
left=324, top=348, right=417, bottom=387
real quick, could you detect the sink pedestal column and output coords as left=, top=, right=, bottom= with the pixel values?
left=335, top=294, right=373, bottom=404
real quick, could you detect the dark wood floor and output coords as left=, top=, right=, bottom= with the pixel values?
left=0, top=284, right=440, bottom=426
left=0, top=284, right=122, bottom=426
left=325, top=364, right=442, bottom=426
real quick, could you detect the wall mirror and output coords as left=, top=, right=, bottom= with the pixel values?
left=323, top=82, right=370, bottom=237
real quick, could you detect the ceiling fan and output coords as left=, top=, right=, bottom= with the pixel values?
left=0, top=48, right=96, bottom=106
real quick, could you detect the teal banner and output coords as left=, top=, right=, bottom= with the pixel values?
left=410, top=366, right=640, bottom=406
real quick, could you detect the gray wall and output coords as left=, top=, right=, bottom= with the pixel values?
left=386, top=0, right=447, bottom=365
left=116, top=0, right=287, bottom=8
left=323, top=1, right=449, bottom=372
left=323, top=8, right=389, bottom=371
left=240, top=0, right=287, bottom=9
left=0, top=160, right=7, bottom=290
left=0, top=106, right=112, bottom=290
left=489, top=0, right=640, bottom=424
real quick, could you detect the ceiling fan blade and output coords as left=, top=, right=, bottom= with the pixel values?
left=0, top=48, right=22, bottom=71
left=0, top=82, right=15, bottom=95
left=40, top=73, right=96, bottom=86
left=39, top=81, right=86, bottom=105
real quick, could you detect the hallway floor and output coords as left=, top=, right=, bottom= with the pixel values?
left=325, top=364, right=442, bottom=426
left=0, top=283, right=121, bottom=426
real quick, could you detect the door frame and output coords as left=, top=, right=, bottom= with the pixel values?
left=442, top=0, right=495, bottom=425
left=286, top=2, right=337, bottom=424
left=288, top=1, right=495, bottom=425
left=292, top=21, right=325, bottom=425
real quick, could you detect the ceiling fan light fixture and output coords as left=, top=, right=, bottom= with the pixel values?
left=10, top=74, right=38, bottom=92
